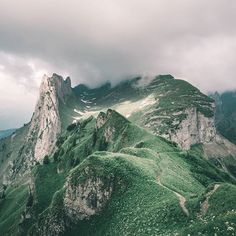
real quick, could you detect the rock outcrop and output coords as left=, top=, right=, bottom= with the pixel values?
left=27, top=74, right=72, bottom=161
left=0, top=74, right=74, bottom=183
left=165, top=107, right=217, bottom=149
left=64, top=167, right=114, bottom=223
left=95, top=109, right=113, bottom=130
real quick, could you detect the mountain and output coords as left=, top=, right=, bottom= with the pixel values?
left=1, top=74, right=236, bottom=235
left=73, top=75, right=216, bottom=150
left=211, top=91, right=236, bottom=144
left=1, top=109, right=235, bottom=235
left=0, top=129, right=16, bottom=140
left=0, top=74, right=77, bottom=183
left=72, top=75, right=236, bottom=179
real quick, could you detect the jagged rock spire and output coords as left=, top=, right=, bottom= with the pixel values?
left=26, top=74, right=73, bottom=161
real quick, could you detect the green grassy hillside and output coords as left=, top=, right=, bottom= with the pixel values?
left=0, top=110, right=234, bottom=235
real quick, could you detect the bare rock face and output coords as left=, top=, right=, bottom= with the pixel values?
left=1, top=74, right=73, bottom=182
left=166, top=108, right=217, bottom=149
left=95, top=112, right=107, bottom=130
left=26, top=74, right=72, bottom=162
left=64, top=167, right=113, bottom=223
left=95, top=109, right=114, bottom=130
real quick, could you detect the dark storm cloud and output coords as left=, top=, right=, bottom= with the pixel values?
left=0, top=0, right=236, bottom=128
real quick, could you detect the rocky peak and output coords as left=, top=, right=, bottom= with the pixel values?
left=3, top=73, right=75, bottom=181
left=23, top=74, right=72, bottom=163
left=41, top=74, right=72, bottom=104
left=96, top=112, right=107, bottom=130
left=95, top=109, right=115, bottom=130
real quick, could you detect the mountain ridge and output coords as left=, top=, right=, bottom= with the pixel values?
left=15, top=109, right=236, bottom=235
left=1, top=73, right=236, bottom=235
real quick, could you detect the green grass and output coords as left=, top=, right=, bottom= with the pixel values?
left=32, top=163, right=65, bottom=215
left=0, top=185, right=28, bottom=235
left=64, top=151, right=190, bottom=236
left=207, top=183, right=236, bottom=216
left=182, top=183, right=236, bottom=235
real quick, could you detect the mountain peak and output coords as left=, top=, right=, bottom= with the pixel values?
left=40, top=74, right=72, bottom=104
left=24, top=73, right=73, bottom=162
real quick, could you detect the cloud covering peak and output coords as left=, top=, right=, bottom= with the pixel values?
left=0, top=0, right=236, bottom=128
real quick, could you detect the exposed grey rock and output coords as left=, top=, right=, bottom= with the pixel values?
left=96, top=112, right=107, bottom=130
left=96, top=109, right=114, bottom=130
left=167, top=107, right=217, bottom=149
left=36, top=213, right=67, bottom=236
left=2, top=74, right=73, bottom=182
left=64, top=168, right=113, bottom=223
left=27, top=74, right=72, bottom=162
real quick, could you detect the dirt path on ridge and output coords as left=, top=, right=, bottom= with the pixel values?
left=157, top=176, right=189, bottom=217
left=198, top=184, right=220, bottom=218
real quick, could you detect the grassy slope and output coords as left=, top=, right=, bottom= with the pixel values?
left=22, top=110, right=234, bottom=236
left=184, top=183, right=236, bottom=235
left=0, top=124, right=30, bottom=182
left=0, top=185, right=28, bottom=236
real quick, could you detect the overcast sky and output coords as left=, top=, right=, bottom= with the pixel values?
left=0, top=0, right=236, bottom=129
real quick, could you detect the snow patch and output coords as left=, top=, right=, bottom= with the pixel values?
left=81, top=99, right=92, bottom=104
left=114, top=94, right=156, bottom=118
left=74, top=109, right=85, bottom=116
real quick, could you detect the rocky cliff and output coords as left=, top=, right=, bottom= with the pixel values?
left=160, top=107, right=217, bottom=149
left=27, top=74, right=72, bottom=161
left=0, top=74, right=73, bottom=183
left=64, top=166, right=114, bottom=222
left=72, top=75, right=219, bottom=150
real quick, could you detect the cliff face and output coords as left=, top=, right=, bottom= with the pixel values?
left=73, top=75, right=217, bottom=150
left=64, top=168, right=113, bottom=223
left=164, top=107, right=217, bottom=149
left=210, top=91, right=236, bottom=145
left=1, top=74, right=73, bottom=182
left=27, top=74, right=72, bottom=161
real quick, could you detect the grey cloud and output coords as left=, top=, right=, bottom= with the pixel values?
left=0, top=0, right=236, bottom=128
left=0, top=0, right=236, bottom=91
left=0, top=53, right=40, bottom=91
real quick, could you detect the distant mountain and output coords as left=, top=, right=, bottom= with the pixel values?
left=0, top=129, right=16, bottom=140
left=211, top=91, right=236, bottom=144
left=1, top=74, right=236, bottom=235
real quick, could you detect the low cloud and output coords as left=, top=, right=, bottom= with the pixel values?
left=0, top=0, right=236, bottom=128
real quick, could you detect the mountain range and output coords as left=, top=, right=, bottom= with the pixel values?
left=0, top=74, right=236, bottom=235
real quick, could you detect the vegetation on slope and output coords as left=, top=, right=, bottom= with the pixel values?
left=0, top=109, right=230, bottom=235
left=1, top=75, right=236, bottom=235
